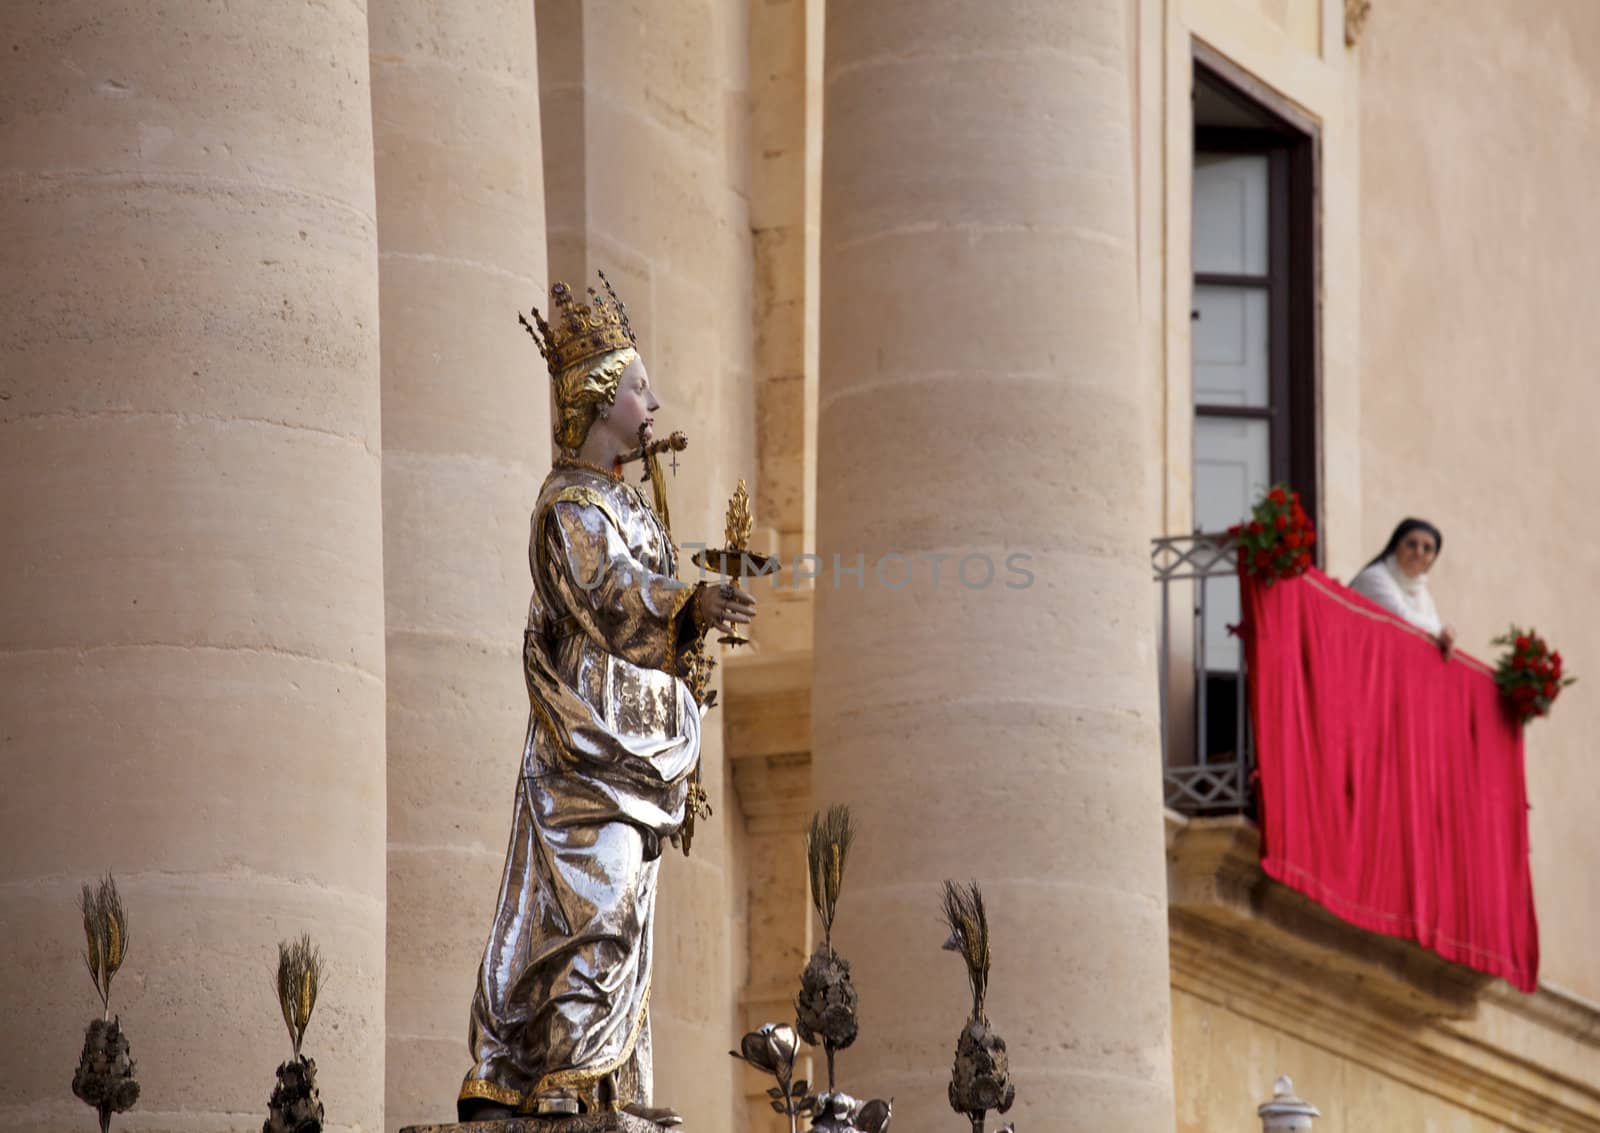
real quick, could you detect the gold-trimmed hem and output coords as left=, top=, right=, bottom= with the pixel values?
left=520, top=970, right=654, bottom=1111
left=458, top=1076, right=525, bottom=1108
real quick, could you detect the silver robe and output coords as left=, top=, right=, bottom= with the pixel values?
left=460, top=464, right=701, bottom=1114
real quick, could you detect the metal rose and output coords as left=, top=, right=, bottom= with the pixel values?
left=730, top=1022, right=806, bottom=1133
left=808, top=1090, right=893, bottom=1133
left=731, top=1021, right=799, bottom=1083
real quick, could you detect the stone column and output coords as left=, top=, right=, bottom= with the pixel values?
left=812, top=2, right=1177, bottom=1130
left=751, top=0, right=817, bottom=569
left=726, top=655, right=817, bottom=1133
left=366, top=3, right=549, bottom=1128
left=0, top=3, right=386, bottom=1132
left=733, top=3, right=823, bottom=1129
left=535, top=4, right=753, bottom=1131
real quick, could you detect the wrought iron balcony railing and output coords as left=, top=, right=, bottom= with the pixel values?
left=1152, top=532, right=1254, bottom=815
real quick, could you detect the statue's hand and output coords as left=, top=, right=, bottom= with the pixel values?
left=697, top=582, right=757, bottom=636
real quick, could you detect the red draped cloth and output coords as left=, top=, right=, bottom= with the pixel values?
left=1240, top=567, right=1539, bottom=991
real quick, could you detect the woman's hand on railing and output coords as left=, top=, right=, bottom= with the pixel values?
left=1437, top=624, right=1457, bottom=661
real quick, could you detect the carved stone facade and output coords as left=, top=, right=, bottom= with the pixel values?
left=1345, top=0, right=1374, bottom=46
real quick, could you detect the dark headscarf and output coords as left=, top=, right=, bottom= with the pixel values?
left=1364, top=517, right=1444, bottom=571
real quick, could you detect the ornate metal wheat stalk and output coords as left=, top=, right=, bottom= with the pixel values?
left=265, top=934, right=326, bottom=1133
left=943, top=881, right=1014, bottom=1133
left=71, top=876, right=139, bottom=1133
left=798, top=804, right=860, bottom=1091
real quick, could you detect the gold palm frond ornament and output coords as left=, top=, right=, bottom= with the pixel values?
left=724, top=478, right=754, bottom=549
left=942, top=881, right=1014, bottom=1133
left=265, top=935, right=326, bottom=1133
left=72, top=876, right=140, bottom=1133
left=692, top=478, right=775, bottom=648
left=682, top=476, right=774, bottom=856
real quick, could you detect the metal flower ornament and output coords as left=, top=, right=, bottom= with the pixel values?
left=808, top=1091, right=892, bottom=1133
left=943, top=881, right=1015, bottom=1133
left=730, top=1022, right=809, bottom=1132
left=794, top=804, right=893, bottom=1130
left=796, top=804, right=860, bottom=1091
left=731, top=1017, right=892, bottom=1133
left=734, top=805, right=893, bottom=1133
left=735, top=810, right=1054, bottom=1132
left=264, top=934, right=326, bottom=1133
left=71, top=876, right=140, bottom=1133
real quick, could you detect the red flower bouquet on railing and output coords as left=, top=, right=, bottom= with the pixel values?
left=1492, top=627, right=1576, bottom=724
left=1228, top=484, right=1316, bottom=583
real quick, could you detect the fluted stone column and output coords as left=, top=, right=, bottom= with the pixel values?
left=367, top=4, right=550, bottom=1128
left=812, top=3, right=1177, bottom=1130
left=0, top=4, right=386, bottom=1131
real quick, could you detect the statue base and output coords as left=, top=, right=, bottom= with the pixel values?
left=400, top=1117, right=668, bottom=1133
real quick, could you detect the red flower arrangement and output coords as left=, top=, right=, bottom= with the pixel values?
left=1228, top=484, right=1316, bottom=582
left=1492, top=627, right=1576, bottom=724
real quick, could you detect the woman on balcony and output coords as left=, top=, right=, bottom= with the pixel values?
left=1350, top=518, right=1456, bottom=658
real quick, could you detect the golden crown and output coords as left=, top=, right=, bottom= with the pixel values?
left=519, top=272, right=637, bottom=379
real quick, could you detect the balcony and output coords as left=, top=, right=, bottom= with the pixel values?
left=1154, top=532, right=1539, bottom=1008
left=1152, top=531, right=1253, bottom=815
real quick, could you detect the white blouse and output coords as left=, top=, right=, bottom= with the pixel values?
left=1349, top=555, right=1443, bottom=636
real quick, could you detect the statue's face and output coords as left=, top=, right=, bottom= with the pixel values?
left=602, top=354, right=659, bottom=450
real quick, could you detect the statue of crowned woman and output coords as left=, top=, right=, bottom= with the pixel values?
left=455, top=275, right=757, bottom=1124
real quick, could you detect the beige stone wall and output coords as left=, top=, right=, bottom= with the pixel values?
left=1174, top=979, right=1600, bottom=1131
left=1167, top=818, right=1600, bottom=1132
left=368, top=2, right=550, bottom=1128
left=0, top=3, right=387, bottom=1131
left=1175, top=989, right=1506, bottom=1133
left=1358, top=0, right=1600, bottom=1004
left=535, top=3, right=756, bottom=1129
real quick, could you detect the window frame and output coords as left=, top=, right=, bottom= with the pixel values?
left=1192, top=49, right=1322, bottom=547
